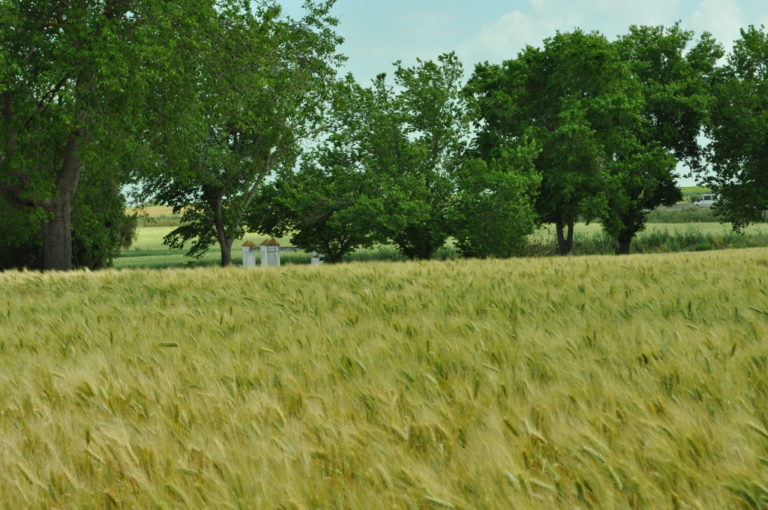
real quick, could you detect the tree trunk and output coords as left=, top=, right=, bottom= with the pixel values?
left=555, top=220, right=575, bottom=255
left=43, top=135, right=81, bottom=271
left=555, top=220, right=566, bottom=255
left=211, top=189, right=233, bottom=267
left=566, top=221, right=575, bottom=254
left=219, top=238, right=233, bottom=267
left=617, top=238, right=631, bottom=255
left=43, top=195, right=73, bottom=270
left=617, top=236, right=632, bottom=255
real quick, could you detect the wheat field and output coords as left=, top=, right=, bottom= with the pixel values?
left=1, top=249, right=767, bottom=508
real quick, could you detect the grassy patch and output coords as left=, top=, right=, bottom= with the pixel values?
left=680, top=185, right=711, bottom=194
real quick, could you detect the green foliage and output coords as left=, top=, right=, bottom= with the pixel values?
left=615, top=23, right=723, bottom=167
left=70, top=172, right=137, bottom=269
left=254, top=158, right=385, bottom=263
left=0, top=200, right=42, bottom=269
left=704, top=25, right=768, bottom=230
left=453, top=142, right=541, bottom=258
left=374, top=53, right=469, bottom=259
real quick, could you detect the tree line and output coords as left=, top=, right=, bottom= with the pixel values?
left=1, top=0, right=766, bottom=270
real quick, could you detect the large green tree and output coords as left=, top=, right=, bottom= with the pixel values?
left=251, top=76, right=386, bottom=263
left=256, top=54, right=481, bottom=262
left=142, top=0, right=342, bottom=267
left=704, top=25, right=768, bottom=229
left=467, top=30, right=634, bottom=255
left=269, top=55, right=469, bottom=262
left=599, top=24, right=722, bottom=253
left=371, top=53, right=468, bottom=260
left=467, top=28, right=717, bottom=255
left=0, top=0, right=208, bottom=270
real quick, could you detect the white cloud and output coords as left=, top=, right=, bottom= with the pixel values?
left=459, top=0, right=684, bottom=64
left=402, top=11, right=460, bottom=41
left=458, top=11, right=536, bottom=63
left=689, top=0, right=744, bottom=49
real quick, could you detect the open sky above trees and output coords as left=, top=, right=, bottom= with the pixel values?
left=282, top=0, right=768, bottom=82
left=280, top=0, right=768, bottom=186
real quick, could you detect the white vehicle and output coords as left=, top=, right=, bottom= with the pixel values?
left=696, top=194, right=718, bottom=208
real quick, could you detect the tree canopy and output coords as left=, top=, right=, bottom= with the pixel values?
left=0, top=0, right=215, bottom=270
left=467, top=30, right=641, bottom=254
left=466, top=26, right=725, bottom=254
left=3, top=10, right=767, bottom=268
left=704, top=25, right=768, bottom=229
left=141, top=0, right=342, bottom=266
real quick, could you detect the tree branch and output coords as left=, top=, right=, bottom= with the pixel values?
left=25, top=76, right=71, bottom=127
left=1, top=92, right=37, bottom=209
left=234, top=149, right=280, bottom=228
left=2, top=92, right=15, bottom=163
left=0, top=180, right=37, bottom=209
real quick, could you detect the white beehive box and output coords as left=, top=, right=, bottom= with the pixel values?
left=260, top=239, right=281, bottom=267
left=242, top=241, right=257, bottom=268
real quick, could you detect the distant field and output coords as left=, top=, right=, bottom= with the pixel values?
left=127, top=205, right=177, bottom=218
left=127, top=206, right=183, bottom=227
left=116, top=223, right=768, bottom=269
left=680, top=186, right=713, bottom=203
left=2, top=249, right=767, bottom=508
left=680, top=186, right=711, bottom=194
left=120, top=199, right=767, bottom=269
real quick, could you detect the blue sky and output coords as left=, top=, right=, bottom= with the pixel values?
left=281, top=0, right=768, bottom=83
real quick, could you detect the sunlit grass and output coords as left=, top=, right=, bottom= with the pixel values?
left=531, top=221, right=768, bottom=241
left=124, top=227, right=285, bottom=252
left=126, top=205, right=177, bottom=217
left=2, top=249, right=767, bottom=508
